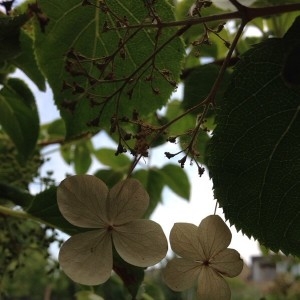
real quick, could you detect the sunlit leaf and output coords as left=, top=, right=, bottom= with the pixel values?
left=34, top=0, right=184, bottom=139
left=94, top=148, right=131, bottom=170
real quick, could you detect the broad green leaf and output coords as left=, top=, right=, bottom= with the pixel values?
left=94, top=148, right=131, bottom=170
left=12, top=30, right=46, bottom=91
left=207, top=17, right=300, bottom=255
left=182, top=64, right=231, bottom=113
left=0, top=13, right=29, bottom=61
left=175, top=0, right=223, bottom=44
left=165, top=100, right=195, bottom=135
left=0, top=78, right=39, bottom=161
left=60, top=143, right=74, bottom=165
left=74, top=142, right=92, bottom=174
left=75, top=291, right=104, bottom=300
left=60, top=139, right=93, bottom=171
left=113, top=248, right=145, bottom=299
left=94, top=169, right=124, bottom=188
left=27, top=186, right=83, bottom=235
left=42, top=118, right=66, bottom=140
left=34, top=1, right=184, bottom=139
left=142, top=282, right=165, bottom=300
left=132, top=168, right=165, bottom=218
left=0, top=181, right=33, bottom=208
left=160, top=164, right=190, bottom=200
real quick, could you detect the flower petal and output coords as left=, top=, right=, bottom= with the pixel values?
left=210, top=248, right=244, bottom=278
left=112, top=219, right=168, bottom=267
left=107, top=179, right=149, bottom=224
left=59, top=229, right=112, bottom=285
left=170, top=223, right=205, bottom=260
left=163, top=257, right=201, bottom=291
left=198, top=215, right=231, bottom=258
left=197, top=266, right=231, bottom=300
left=57, top=175, right=108, bottom=228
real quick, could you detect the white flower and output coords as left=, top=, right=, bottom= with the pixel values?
left=163, top=215, right=243, bottom=300
left=57, top=175, right=168, bottom=285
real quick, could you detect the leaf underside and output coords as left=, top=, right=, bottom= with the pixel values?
left=34, top=0, right=184, bottom=139
left=208, top=16, right=300, bottom=255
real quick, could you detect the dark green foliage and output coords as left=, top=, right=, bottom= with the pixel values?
left=208, top=16, right=300, bottom=255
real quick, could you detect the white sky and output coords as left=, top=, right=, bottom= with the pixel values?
left=20, top=71, right=261, bottom=264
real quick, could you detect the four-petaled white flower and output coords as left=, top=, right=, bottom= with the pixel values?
left=57, top=175, right=168, bottom=286
left=163, top=215, right=243, bottom=300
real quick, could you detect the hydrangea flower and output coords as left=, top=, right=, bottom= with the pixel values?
left=163, top=215, right=243, bottom=300
left=57, top=175, right=168, bottom=285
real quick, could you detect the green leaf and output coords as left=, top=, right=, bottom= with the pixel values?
left=132, top=168, right=165, bottom=218
left=180, top=128, right=211, bottom=165
left=74, top=142, right=92, bottom=174
left=113, top=248, right=145, bottom=299
left=182, top=64, right=231, bottom=113
left=175, top=0, right=223, bottom=44
left=0, top=78, right=39, bottom=161
left=0, top=181, right=33, bottom=208
left=60, top=143, right=73, bottom=165
left=44, top=118, right=66, bottom=140
left=207, top=17, right=300, bottom=255
left=165, top=100, right=195, bottom=135
left=94, top=169, right=124, bottom=189
left=0, top=13, right=29, bottom=61
left=34, top=1, right=184, bottom=139
left=94, top=148, right=131, bottom=170
left=75, top=291, right=104, bottom=300
left=160, top=164, right=190, bottom=200
left=12, top=30, right=46, bottom=91
left=27, top=186, right=83, bottom=235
